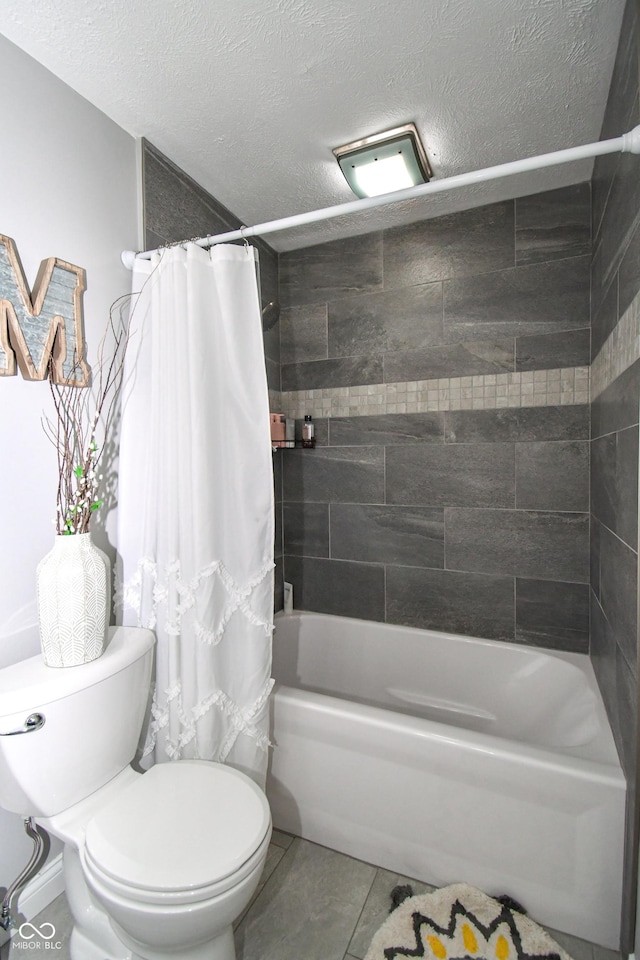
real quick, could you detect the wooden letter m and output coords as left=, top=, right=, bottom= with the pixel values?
left=0, top=234, right=89, bottom=387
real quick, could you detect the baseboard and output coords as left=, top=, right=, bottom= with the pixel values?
left=0, top=853, right=64, bottom=946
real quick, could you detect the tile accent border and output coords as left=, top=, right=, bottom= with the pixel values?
left=276, top=367, right=589, bottom=419
left=591, top=289, right=640, bottom=399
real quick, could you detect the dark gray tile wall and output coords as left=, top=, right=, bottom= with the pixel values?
left=282, top=406, right=590, bottom=648
left=516, top=329, right=590, bottom=372
left=443, top=257, right=590, bottom=343
left=280, top=186, right=590, bottom=391
left=385, top=565, right=515, bottom=640
left=592, top=1, right=639, bottom=245
left=142, top=140, right=280, bottom=384
left=590, top=3, right=640, bottom=953
left=383, top=339, right=513, bottom=382
left=281, top=185, right=591, bottom=652
left=142, top=139, right=284, bottom=610
left=516, top=441, right=589, bottom=511
left=591, top=363, right=639, bottom=788
left=284, top=555, right=386, bottom=622
left=330, top=504, right=445, bottom=568
left=516, top=579, right=590, bottom=651
left=515, top=183, right=591, bottom=266
left=590, top=0, right=640, bottom=784
left=386, top=442, right=516, bottom=508
left=445, top=508, right=589, bottom=582
left=382, top=201, right=514, bottom=286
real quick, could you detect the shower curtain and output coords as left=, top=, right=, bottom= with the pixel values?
left=116, top=242, right=274, bottom=787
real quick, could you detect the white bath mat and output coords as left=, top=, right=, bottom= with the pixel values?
left=365, top=883, right=573, bottom=960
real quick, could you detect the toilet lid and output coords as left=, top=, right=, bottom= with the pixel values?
left=84, top=760, right=271, bottom=893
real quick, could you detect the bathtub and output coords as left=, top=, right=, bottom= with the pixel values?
left=266, top=612, right=625, bottom=949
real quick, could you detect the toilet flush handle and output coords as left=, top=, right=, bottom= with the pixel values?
left=0, top=713, right=46, bottom=736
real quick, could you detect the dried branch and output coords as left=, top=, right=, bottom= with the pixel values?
left=42, top=294, right=132, bottom=536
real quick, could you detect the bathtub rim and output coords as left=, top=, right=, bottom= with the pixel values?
left=270, top=683, right=625, bottom=786
left=272, top=610, right=623, bottom=776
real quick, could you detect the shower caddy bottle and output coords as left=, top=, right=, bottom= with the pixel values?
left=302, top=415, right=315, bottom=448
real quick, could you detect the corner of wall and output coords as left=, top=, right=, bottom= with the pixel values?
left=135, top=137, right=146, bottom=252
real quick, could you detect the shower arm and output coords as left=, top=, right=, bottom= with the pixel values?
left=121, top=125, right=640, bottom=270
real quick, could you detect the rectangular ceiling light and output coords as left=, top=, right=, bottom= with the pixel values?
left=333, top=123, right=432, bottom=198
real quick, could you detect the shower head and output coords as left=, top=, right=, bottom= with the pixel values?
left=261, top=301, right=280, bottom=332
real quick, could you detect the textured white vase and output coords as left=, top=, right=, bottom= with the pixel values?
left=37, top=533, right=110, bottom=667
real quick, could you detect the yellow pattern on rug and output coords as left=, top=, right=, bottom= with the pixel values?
left=365, top=883, right=573, bottom=960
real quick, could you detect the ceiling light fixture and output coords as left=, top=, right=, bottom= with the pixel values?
left=333, top=122, right=432, bottom=198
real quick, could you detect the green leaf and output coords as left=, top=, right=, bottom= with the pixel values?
left=74, top=465, right=83, bottom=478
left=90, top=500, right=103, bottom=511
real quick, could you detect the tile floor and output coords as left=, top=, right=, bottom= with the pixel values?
left=4, top=831, right=623, bottom=960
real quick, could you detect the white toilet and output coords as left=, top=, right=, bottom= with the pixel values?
left=0, top=626, right=272, bottom=960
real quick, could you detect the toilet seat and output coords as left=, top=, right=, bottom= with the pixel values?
left=83, top=759, right=271, bottom=905
left=84, top=828, right=272, bottom=907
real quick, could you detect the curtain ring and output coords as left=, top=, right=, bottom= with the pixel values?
left=239, top=226, right=250, bottom=251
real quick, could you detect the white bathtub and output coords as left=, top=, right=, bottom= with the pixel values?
left=266, top=612, right=626, bottom=949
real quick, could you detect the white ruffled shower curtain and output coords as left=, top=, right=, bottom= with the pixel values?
left=117, top=242, right=274, bottom=787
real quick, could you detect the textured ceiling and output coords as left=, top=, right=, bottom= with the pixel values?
left=0, top=0, right=627, bottom=251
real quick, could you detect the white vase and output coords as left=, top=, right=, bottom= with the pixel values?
left=37, top=533, right=110, bottom=667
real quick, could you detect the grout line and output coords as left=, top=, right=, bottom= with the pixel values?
left=443, top=506, right=448, bottom=571
left=345, top=866, right=379, bottom=960
left=323, top=302, right=330, bottom=361
left=383, top=563, right=387, bottom=623
left=596, top=516, right=639, bottom=557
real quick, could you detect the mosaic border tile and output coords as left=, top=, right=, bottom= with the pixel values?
left=275, top=367, right=590, bottom=419
left=591, top=289, right=640, bottom=400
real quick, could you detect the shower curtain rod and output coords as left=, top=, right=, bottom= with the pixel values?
left=121, top=125, right=640, bottom=270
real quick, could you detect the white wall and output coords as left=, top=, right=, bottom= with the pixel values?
left=0, top=33, right=139, bottom=909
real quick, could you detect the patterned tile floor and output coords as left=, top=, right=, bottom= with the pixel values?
left=5, top=831, right=623, bottom=960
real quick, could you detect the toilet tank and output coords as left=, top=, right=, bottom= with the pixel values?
left=0, top=627, right=155, bottom=817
